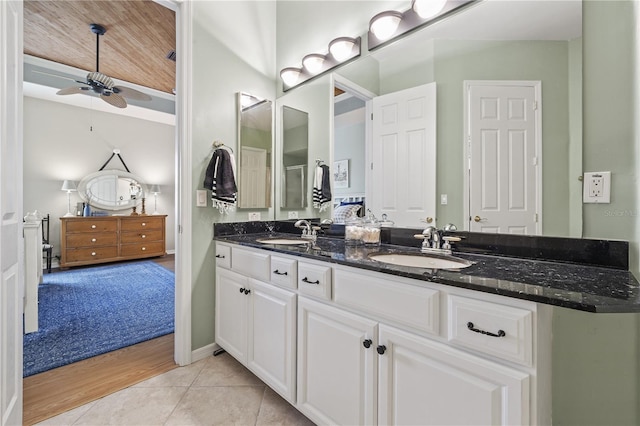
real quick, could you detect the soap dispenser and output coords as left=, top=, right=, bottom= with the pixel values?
left=83, top=203, right=91, bottom=217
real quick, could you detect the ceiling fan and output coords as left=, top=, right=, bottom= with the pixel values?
left=56, top=23, right=152, bottom=109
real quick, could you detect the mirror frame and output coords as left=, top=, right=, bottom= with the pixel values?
left=77, top=170, right=148, bottom=211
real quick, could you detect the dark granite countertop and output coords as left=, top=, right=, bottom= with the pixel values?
left=213, top=223, right=640, bottom=314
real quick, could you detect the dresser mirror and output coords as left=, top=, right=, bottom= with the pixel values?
left=275, top=0, right=583, bottom=237
left=77, top=170, right=148, bottom=211
left=281, top=105, right=309, bottom=209
left=237, top=92, right=273, bottom=208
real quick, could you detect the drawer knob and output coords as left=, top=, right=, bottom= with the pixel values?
left=141, top=234, right=146, bottom=238
left=91, top=252, right=96, bottom=256
left=142, top=222, right=147, bottom=226
left=141, top=247, right=146, bottom=251
left=239, top=288, right=245, bottom=293
left=376, top=345, right=386, bottom=355
left=302, top=277, right=320, bottom=285
left=467, top=322, right=506, bottom=338
left=363, top=339, right=372, bottom=349
left=244, top=289, right=251, bottom=295
left=215, top=254, right=226, bottom=259
left=91, top=225, right=96, bottom=229
left=273, top=270, right=288, bottom=276
left=91, top=238, right=96, bottom=242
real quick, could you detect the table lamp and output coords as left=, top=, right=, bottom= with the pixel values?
left=149, top=184, right=161, bottom=215
left=61, top=180, right=77, bottom=217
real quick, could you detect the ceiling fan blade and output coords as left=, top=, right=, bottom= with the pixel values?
left=112, top=86, right=152, bottom=101
left=100, top=93, right=127, bottom=108
left=57, top=86, right=89, bottom=95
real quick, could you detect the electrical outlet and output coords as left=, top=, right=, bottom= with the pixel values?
left=248, top=212, right=261, bottom=221
left=288, top=211, right=299, bottom=219
left=583, top=171, right=611, bottom=203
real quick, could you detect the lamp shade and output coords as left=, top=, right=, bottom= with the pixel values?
left=280, top=67, right=302, bottom=86
left=329, top=37, right=357, bottom=62
left=61, top=180, right=77, bottom=192
left=149, top=184, right=161, bottom=195
left=412, top=0, right=447, bottom=19
left=370, top=11, right=403, bottom=41
left=302, top=53, right=326, bottom=74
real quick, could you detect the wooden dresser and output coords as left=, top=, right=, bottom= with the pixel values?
left=60, top=215, right=167, bottom=268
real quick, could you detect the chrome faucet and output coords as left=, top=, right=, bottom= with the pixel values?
left=294, top=219, right=318, bottom=241
left=416, top=224, right=459, bottom=255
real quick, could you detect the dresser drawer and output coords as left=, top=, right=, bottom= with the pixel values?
left=298, top=261, right=331, bottom=300
left=120, top=241, right=165, bottom=257
left=448, top=295, right=533, bottom=366
left=215, top=244, right=232, bottom=269
left=120, top=229, right=164, bottom=244
left=231, top=247, right=270, bottom=282
left=65, top=246, right=118, bottom=263
left=270, top=256, right=297, bottom=290
left=120, top=217, right=164, bottom=232
left=66, top=233, right=117, bottom=247
left=65, top=219, right=117, bottom=233
left=334, top=266, right=439, bottom=336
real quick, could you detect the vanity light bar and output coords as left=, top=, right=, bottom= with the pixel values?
left=281, top=36, right=361, bottom=92
left=368, top=0, right=478, bottom=51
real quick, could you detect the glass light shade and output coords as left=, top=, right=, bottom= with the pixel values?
left=280, top=67, right=302, bottom=87
left=369, top=11, right=403, bottom=41
left=149, top=184, right=161, bottom=195
left=61, top=180, right=77, bottom=192
left=412, top=0, right=447, bottom=19
left=302, top=53, right=326, bottom=74
left=329, top=37, right=357, bottom=62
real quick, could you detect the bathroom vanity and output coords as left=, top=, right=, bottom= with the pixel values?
left=213, top=222, right=638, bottom=426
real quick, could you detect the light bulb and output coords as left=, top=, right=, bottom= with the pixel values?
left=412, top=0, right=447, bottom=19
left=369, top=11, right=403, bottom=41
left=329, top=37, right=357, bottom=62
left=280, top=67, right=302, bottom=87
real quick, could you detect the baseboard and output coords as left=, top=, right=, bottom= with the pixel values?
left=191, top=342, right=221, bottom=363
left=166, top=249, right=176, bottom=255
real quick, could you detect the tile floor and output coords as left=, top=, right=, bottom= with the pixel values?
left=36, top=352, right=316, bottom=426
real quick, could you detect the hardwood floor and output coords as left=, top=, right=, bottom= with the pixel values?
left=23, top=254, right=176, bottom=425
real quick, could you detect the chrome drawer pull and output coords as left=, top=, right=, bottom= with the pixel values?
left=302, top=277, right=320, bottom=285
left=273, top=270, right=288, bottom=276
left=467, top=322, right=506, bottom=338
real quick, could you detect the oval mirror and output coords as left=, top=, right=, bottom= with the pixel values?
left=77, top=170, right=148, bottom=211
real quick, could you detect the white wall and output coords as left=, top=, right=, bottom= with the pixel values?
left=23, top=96, right=176, bottom=260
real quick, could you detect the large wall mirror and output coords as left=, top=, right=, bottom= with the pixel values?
left=281, top=106, right=309, bottom=209
left=77, top=170, right=148, bottom=211
left=276, top=0, right=583, bottom=237
left=237, top=92, right=273, bottom=209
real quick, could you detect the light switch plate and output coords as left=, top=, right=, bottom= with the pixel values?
left=248, top=212, right=261, bottom=221
left=288, top=211, right=299, bottom=219
left=196, top=190, right=207, bottom=207
left=583, top=171, right=611, bottom=203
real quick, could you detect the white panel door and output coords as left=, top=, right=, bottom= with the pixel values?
left=297, top=297, right=377, bottom=426
left=247, top=279, right=296, bottom=403
left=371, top=83, right=437, bottom=228
left=0, top=1, right=23, bottom=424
left=378, top=324, right=530, bottom=426
left=215, top=268, right=249, bottom=363
left=466, top=81, right=540, bottom=234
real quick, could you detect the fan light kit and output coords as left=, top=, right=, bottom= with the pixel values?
left=56, top=23, right=152, bottom=108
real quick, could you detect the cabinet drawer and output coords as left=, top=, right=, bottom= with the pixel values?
left=232, top=247, right=270, bottom=282
left=448, top=295, right=533, bottom=367
left=270, top=256, right=297, bottom=290
left=334, top=267, right=440, bottom=336
left=65, top=246, right=118, bottom=262
left=65, top=219, right=117, bottom=233
left=120, top=229, right=164, bottom=244
left=66, top=233, right=117, bottom=248
left=120, top=217, right=164, bottom=231
left=120, top=241, right=165, bottom=257
left=215, top=244, right=231, bottom=269
left=298, top=262, right=331, bottom=300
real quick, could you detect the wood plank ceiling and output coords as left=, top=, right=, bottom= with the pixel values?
left=24, top=0, right=176, bottom=94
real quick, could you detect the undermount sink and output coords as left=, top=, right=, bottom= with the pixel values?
left=255, top=237, right=310, bottom=245
left=368, top=253, right=473, bottom=270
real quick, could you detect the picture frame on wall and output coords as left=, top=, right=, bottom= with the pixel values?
left=334, top=159, right=349, bottom=188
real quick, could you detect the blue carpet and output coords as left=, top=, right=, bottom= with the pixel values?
left=23, top=261, right=174, bottom=377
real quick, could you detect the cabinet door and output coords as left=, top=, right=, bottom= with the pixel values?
left=215, top=268, right=249, bottom=363
left=248, top=279, right=296, bottom=403
left=378, top=324, right=530, bottom=426
left=297, top=297, right=377, bottom=426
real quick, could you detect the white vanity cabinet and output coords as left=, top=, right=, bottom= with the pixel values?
left=214, top=242, right=550, bottom=425
left=215, top=245, right=297, bottom=402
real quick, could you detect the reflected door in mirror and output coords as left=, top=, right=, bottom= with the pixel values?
left=281, top=106, right=309, bottom=209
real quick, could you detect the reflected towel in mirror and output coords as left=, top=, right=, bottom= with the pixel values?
left=313, top=164, right=331, bottom=211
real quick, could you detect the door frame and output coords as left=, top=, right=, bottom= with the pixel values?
left=462, top=80, right=542, bottom=234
